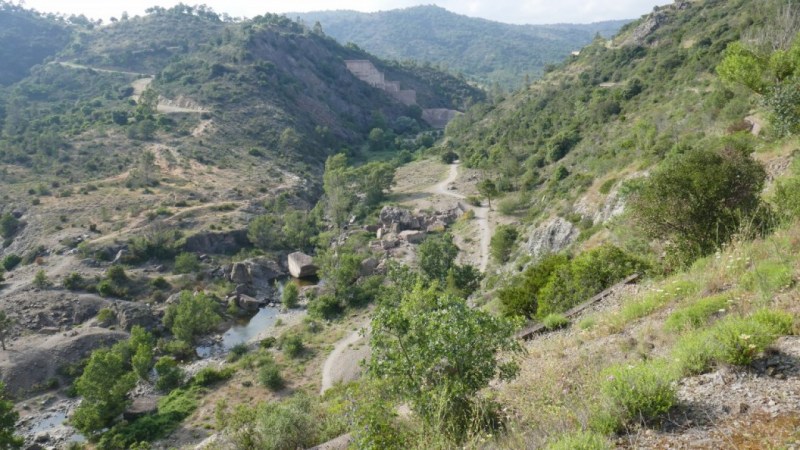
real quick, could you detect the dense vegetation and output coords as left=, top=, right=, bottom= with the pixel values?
left=295, top=6, right=628, bottom=89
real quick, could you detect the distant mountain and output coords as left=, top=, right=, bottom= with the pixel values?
left=293, top=6, right=630, bottom=89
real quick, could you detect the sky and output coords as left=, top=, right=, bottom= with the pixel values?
left=19, top=0, right=670, bottom=25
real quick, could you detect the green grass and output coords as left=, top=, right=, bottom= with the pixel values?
left=742, top=260, right=794, bottom=299
left=547, top=430, right=610, bottom=450
left=591, top=360, right=679, bottom=433
left=665, top=293, right=731, bottom=332
left=542, top=313, right=570, bottom=331
left=614, top=280, right=698, bottom=327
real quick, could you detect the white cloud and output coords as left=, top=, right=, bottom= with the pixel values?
left=21, top=0, right=668, bottom=24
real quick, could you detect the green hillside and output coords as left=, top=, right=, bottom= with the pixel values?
left=294, top=5, right=629, bottom=89
left=0, top=2, right=72, bottom=86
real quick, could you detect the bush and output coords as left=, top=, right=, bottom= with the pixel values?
left=308, top=294, right=344, bottom=320
left=32, top=270, right=50, bottom=289
left=281, top=334, right=305, bottom=359
left=150, top=276, right=170, bottom=290
left=628, top=144, right=766, bottom=265
left=258, top=358, right=284, bottom=391
left=174, top=252, right=200, bottom=274
left=0, top=213, right=19, bottom=239
left=665, top=294, right=730, bottom=332
left=96, top=308, right=116, bottom=326
left=282, top=282, right=299, bottom=309
left=594, top=360, right=678, bottom=432
left=541, top=313, right=570, bottom=331
left=490, top=225, right=518, bottom=263
left=227, top=344, right=249, bottom=363
left=97, top=279, right=125, bottom=298
left=498, top=254, right=569, bottom=319
left=191, top=367, right=234, bottom=386
left=1, top=254, right=21, bottom=271
left=106, top=265, right=128, bottom=284
left=63, top=272, right=86, bottom=291
left=155, top=357, right=184, bottom=392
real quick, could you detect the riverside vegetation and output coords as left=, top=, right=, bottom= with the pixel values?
left=1, top=0, right=800, bottom=449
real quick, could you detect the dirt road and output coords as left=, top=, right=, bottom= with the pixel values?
left=429, top=164, right=491, bottom=272
left=320, top=324, right=370, bottom=394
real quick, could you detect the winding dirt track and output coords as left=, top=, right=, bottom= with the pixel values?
left=429, top=163, right=491, bottom=272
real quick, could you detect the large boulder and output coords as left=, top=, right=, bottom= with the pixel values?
left=124, top=396, right=159, bottom=421
left=288, top=252, right=317, bottom=278
left=399, top=230, right=426, bottom=244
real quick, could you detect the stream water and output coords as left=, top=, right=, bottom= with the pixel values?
left=196, top=277, right=315, bottom=358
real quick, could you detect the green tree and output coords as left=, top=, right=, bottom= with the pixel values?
left=0, top=382, right=21, bottom=449
left=497, top=254, right=569, bottom=319
left=282, top=210, right=317, bottom=251
left=281, top=282, right=299, bottom=309
left=322, top=154, right=353, bottom=227
left=248, top=215, right=282, bottom=251
left=72, top=349, right=137, bottom=434
left=368, top=128, right=386, bottom=152
left=132, top=344, right=154, bottom=380
left=317, top=247, right=362, bottom=303
left=163, top=291, right=222, bottom=343
left=368, top=282, right=520, bottom=439
left=154, top=356, right=184, bottom=392
left=417, top=233, right=459, bottom=283
left=477, top=179, right=498, bottom=209
left=352, top=162, right=395, bottom=207
left=490, top=225, right=518, bottom=263
left=0, top=312, right=13, bottom=351
left=628, top=145, right=767, bottom=265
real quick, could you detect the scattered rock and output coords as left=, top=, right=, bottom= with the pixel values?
left=399, top=230, right=426, bottom=244
left=288, top=252, right=318, bottom=278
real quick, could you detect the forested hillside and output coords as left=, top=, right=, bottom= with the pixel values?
left=0, top=2, right=72, bottom=85
left=295, top=6, right=629, bottom=89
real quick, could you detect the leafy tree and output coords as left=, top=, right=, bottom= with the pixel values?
left=322, top=154, right=353, bottom=227
left=282, top=210, right=317, bottom=251
left=317, top=247, right=362, bottom=303
left=154, top=356, right=184, bottom=392
left=718, top=37, right=800, bottom=135
left=132, top=344, right=154, bottom=380
left=490, top=225, right=518, bottom=263
left=628, top=145, right=767, bottom=265
left=0, top=312, right=13, bottom=351
left=281, top=282, right=299, bottom=309
left=352, top=161, right=395, bottom=208
left=445, top=264, right=483, bottom=298
left=248, top=214, right=281, bottom=251
left=368, top=128, right=386, bottom=152
left=477, top=179, right=498, bottom=209
left=498, top=254, right=569, bottom=319
left=0, top=382, right=21, bottom=449
left=163, top=291, right=222, bottom=343
left=368, top=282, right=520, bottom=439
left=72, top=349, right=137, bottom=434
left=417, top=233, right=459, bottom=283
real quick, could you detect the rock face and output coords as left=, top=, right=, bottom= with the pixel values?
left=525, top=217, right=579, bottom=260
left=237, top=294, right=262, bottom=312
left=0, top=327, right=128, bottom=397
left=399, top=230, right=426, bottom=244
left=377, top=205, right=463, bottom=236
left=288, top=252, right=318, bottom=278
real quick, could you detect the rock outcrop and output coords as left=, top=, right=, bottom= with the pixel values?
left=525, top=217, right=579, bottom=260
left=184, top=229, right=249, bottom=254
left=288, top=252, right=318, bottom=278
left=225, top=258, right=285, bottom=289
